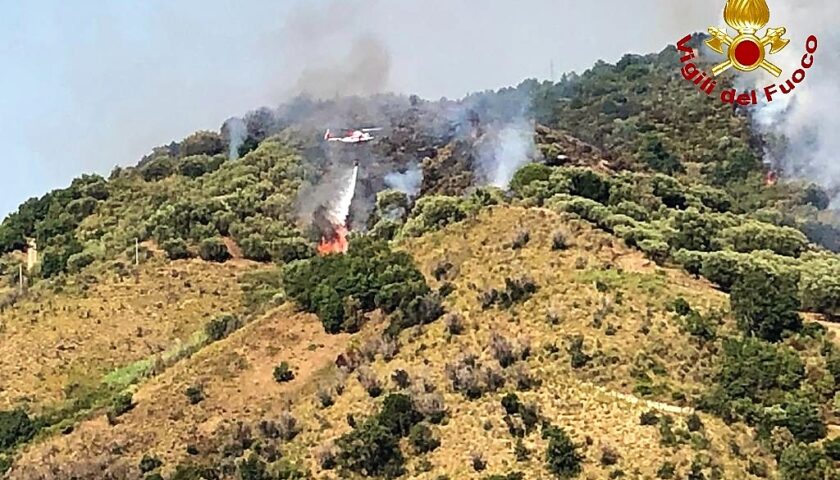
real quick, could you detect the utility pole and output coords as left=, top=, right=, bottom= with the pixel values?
left=18, top=264, right=23, bottom=293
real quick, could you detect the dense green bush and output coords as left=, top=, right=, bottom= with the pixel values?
left=198, top=237, right=231, bottom=263
left=336, top=393, right=422, bottom=478
left=240, top=234, right=271, bottom=262
left=0, top=409, right=38, bottom=450
left=562, top=167, right=612, bottom=204
left=758, top=395, right=826, bottom=443
left=778, top=443, right=829, bottom=480
left=273, top=362, right=295, bottom=383
left=401, top=196, right=468, bottom=238
left=651, top=174, right=688, bottom=210
left=510, top=164, right=553, bottom=195
left=269, top=237, right=314, bottom=264
left=668, top=208, right=734, bottom=252
left=703, top=337, right=804, bottom=418
left=205, top=314, right=243, bottom=342
left=824, top=436, right=840, bottom=461
left=66, top=250, right=95, bottom=273
left=798, top=257, right=840, bottom=317
left=731, top=262, right=802, bottom=342
left=139, top=454, right=163, bottom=473
left=179, top=131, right=224, bottom=158
left=718, top=221, right=809, bottom=258
left=408, top=423, right=440, bottom=453
left=542, top=424, right=583, bottom=478
left=162, top=238, right=191, bottom=260
left=638, top=135, right=683, bottom=175
left=282, top=238, right=432, bottom=334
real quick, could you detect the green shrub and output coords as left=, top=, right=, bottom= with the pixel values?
left=179, top=131, right=224, bottom=157
left=778, top=443, right=829, bottom=480
left=640, top=410, right=659, bottom=426
left=704, top=337, right=804, bottom=415
left=401, top=196, right=467, bottom=238
left=563, top=167, right=612, bottom=204
left=669, top=208, right=733, bottom=252
left=483, top=473, right=524, bottom=480
left=205, top=314, right=243, bottom=342
left=0, top=409, right=38, bottom=450
left=543, top=424, right=583, bottom=478
left=672, top=249, right=703, bottom=276
left=269, top=237, right=314, bottom=264
left=337, top=419, right=404, bottom=478
left=282, top=238, right=430, bottom=335
left=66, top=250, right=95, bottom=273
left=198, top=237, right=231, bottom=262
left=731, top=262, right=802, bottom=342
left=162, top=238, right=191, bottom=260
left=502, top=393, right=522, bottom=415
left=638, top=135, right=683, bottom=175
left=139, top=454, right=163, bottom=473
left=651, top=174, right=688, bottom=210
left=240, top=234, right=271, bottom=262
left=611, top=201, right=649, bottom=221
left=770, top=396, right=826, bottom=443
left=700, top=251, right=748, bottom=291
left=408, top=423, right=440, bottom=453
left=510, top=164, right=553, bottom=195
left=638, top=239, right=670, bottom=263
left=718, top=222, right=809, bottom=257
left=379, top=394, right=422, bottom=437
left=656, top=461, right=676, bottom=479
left=824, top=436, right=840, bottom=461
left=689, top=185, right=732, bottom=212
left=109, top=392, right=135, bottom=420
left=798, top=258, right=840, bottom=316
left=185, top=386, right=205, bottom=405
left=273, top=362, right=295, bottom=383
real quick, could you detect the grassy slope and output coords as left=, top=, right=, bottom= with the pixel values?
left=0, top=257, right=249, bottom=413
left=8, top=206, right=786, bottom=479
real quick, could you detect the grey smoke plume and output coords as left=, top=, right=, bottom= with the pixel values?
left=223, top=117, right=247, bottom=160
left=745, top=0, right=840, bottom=198
left=281, top=1, right=391, bottom=99
left=384, top=165, right=423, bottom=197
left=476, top=120, right=538, bottom=188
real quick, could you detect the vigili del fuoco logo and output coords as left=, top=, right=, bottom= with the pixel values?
left=676, top=0, right=818, bottom=106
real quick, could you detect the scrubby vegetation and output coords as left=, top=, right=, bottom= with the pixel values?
left=4, top=34, right=840, bottom=480
left=282, top=237, right=440, bottom=334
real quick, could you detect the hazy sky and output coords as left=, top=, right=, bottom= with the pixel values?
left=0, top=0, right=728, bottom=217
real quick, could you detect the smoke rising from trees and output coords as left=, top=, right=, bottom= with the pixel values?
left=2, top=0, right=834, bottom=216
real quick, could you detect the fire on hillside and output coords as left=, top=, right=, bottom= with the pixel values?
left=314, top=163, right=359, bottom=255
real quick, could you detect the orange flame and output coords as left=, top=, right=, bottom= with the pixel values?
left=317, top=224, right=349, bottom=255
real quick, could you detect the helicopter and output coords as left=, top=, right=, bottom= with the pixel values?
left=324, top=127, right=382, bottom=144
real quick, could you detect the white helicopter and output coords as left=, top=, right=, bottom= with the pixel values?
left=324, top=127, right=382, bottom=144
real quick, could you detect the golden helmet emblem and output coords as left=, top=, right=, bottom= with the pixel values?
left=705, top=0, right=789, bottom=77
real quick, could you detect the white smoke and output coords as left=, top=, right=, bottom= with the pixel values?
left=746, top=0, right=840, bottom=197
left=477, top=120, right=537, bottom=188
left=328, top=165, right=359, bottom=225
left=224, top=117, right=247, bottom=160
left=384, top=164, right=423, bottom=197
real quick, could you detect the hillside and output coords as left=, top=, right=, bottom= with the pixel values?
left=2, top=37, right=840, bottom=480
left=5, top=207, right=780, bottom=478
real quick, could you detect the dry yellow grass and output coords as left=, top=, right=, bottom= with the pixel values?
left=7, top=206, right=782, bottom=478
left=0, top=257, right=251, bottom=413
